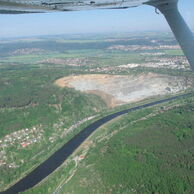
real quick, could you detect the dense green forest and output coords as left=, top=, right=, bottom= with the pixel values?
left=0, top=33, right=193, bottom=192
left=48, top=96, right=194, bottom=194
left=0, top=61, right=107, bottom=190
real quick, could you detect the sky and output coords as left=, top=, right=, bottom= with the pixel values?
left=0, top=0, right=193, bottom=38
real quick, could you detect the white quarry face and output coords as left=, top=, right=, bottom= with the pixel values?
left=0, top=0, right=150, bottom=13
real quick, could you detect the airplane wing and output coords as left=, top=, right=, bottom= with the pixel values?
left=0, top=0, right=149, bottom=14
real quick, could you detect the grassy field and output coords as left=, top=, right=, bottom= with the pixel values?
left=164, top=49, right=184, bottom=56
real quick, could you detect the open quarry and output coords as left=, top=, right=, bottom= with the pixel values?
left=55, top=73, right=191, bottom=107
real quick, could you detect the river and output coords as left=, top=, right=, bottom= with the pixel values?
left=1, top=92, right=193, bottom=194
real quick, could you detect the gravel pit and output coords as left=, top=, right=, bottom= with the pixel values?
left=55, top=73, right=190, bottom=107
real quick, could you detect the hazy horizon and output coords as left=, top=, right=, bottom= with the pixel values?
left=0, top=30, right=177, bottom=40
left=0, top=0, right=194, bottom=38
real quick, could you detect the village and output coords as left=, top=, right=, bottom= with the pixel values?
left=107, top=44, right=181, bottom=51
left=0, top=126, right=44, bottom=167
left=86, top=55, right=189, bottom=74
left=0, top=115, right=97, bottom=168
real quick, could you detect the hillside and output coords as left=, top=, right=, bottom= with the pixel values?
left=23, top=94, right=194, bottom=194
left=55, top=73, right=191, bottom=107
left=0, top=32, right=194, bottom=193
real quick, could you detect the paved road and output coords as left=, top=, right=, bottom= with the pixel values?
left=1, top=92, right=193, bottom=194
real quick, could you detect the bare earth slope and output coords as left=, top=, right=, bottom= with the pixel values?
left=55, top=73, right=191, bottom=107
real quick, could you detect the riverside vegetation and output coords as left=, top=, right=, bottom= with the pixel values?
left=0, top=32, right=194, bottom=193
left=25, top=95, right=194, bottom=194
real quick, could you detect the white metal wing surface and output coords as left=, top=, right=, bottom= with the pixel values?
left=0, top=0, right=150, bottom=13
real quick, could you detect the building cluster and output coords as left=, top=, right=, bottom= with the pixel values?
left=0, top=115, right=98, bottom=168
left=86, top=55, right=189, bottom=73
left=39, top=115, right=97, bottom=145
left=107, top=44, right=180, bottom=51
left=140, top=52, right=165, bottom=56
left=0, top=126, right=44, bottom=167
left=61, top=115, right=96, bottom=138
left=40, top=57, right=93, bottom=66
left=11, top=48, right=45, bottom=55
left=86, top=66, right=115, bottom=73
left=144, top=56, right=189, bottom=69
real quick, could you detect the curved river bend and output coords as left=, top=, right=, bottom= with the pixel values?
left=1, top=92, right=193, bottom=194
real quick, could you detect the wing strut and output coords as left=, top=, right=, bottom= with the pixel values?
left=147, top=0, right=194, bottom=71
